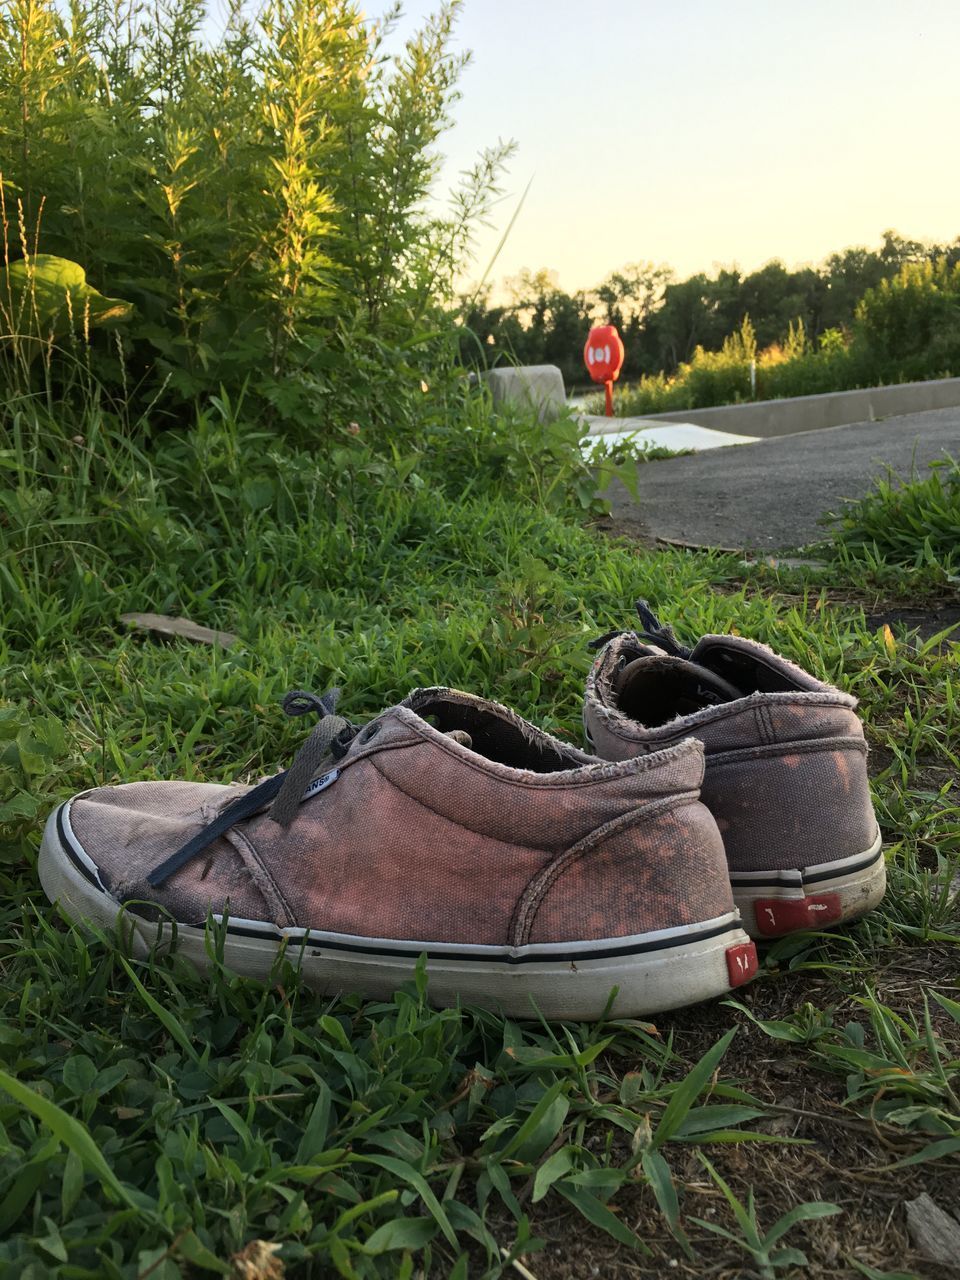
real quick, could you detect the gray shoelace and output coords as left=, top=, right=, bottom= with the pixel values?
left=267, top=690, right=356, bottom=826
left=147, top=688, right=356, bottom=888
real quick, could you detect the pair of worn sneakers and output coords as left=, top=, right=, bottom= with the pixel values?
left=38, top=604, right=885, bottom=1021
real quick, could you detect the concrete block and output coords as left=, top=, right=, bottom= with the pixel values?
left=482, top=364, right=566, bottom=423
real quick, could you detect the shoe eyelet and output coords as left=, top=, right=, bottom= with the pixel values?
left=360, top=722, right=382, bottom=744
left=617, top=654, right=628, bottom=671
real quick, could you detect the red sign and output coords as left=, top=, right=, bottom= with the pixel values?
left=583, top=324, right=625, bottom=415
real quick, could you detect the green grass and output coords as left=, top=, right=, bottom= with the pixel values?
left=826, top=456, right=960, bottom=572
left=1, top=406, right=959, bottom=1278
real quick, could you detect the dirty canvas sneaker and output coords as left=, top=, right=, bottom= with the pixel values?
left=584, top=604, right=885, bottom=939
left=39, top=686, right=757, bottom=1020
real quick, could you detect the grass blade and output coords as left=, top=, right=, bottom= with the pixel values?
left=556, top=1182, right=649, bottom=1253
left=653, top=1028, right=736, bottom=1148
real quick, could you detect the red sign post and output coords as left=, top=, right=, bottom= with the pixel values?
left=583, top=324, right=625, bottom=416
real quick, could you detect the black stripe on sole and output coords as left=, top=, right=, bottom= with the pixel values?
left=729, top=844, right=884, bottom=892
left=201, top=917, right=740, bottom=966
left=57, top=804, right=103, bottom=889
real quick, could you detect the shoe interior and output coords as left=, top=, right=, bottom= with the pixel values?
left=408, top=690, right=584, bottom=773
left=615, top=655, right=742, bottom=727
left=692, top=638, right=813, bottom=696
left=615, top=641, right=809, bottom=729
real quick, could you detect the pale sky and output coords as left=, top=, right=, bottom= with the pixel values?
left=390, top=0, right=960, bottom=295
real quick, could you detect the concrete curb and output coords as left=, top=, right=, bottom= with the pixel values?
left=639, top=376, right=960, bottom=439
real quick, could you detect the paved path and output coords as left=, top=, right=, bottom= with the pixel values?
left=605, top=406, right=960, bottom=551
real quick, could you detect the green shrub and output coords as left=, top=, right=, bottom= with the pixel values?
left=604, top=322, right=868, bottom=416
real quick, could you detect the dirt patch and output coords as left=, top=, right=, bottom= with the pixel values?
left=496, top=947, right=960, bottom=1280
left=865, top=603, right=960, bottom=644
left=591, top=511, right=659, bottom=550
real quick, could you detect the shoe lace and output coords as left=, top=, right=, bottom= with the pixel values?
left=146, top=688, right=357, bottom=888
left=587, top=599, right=693, bottom=658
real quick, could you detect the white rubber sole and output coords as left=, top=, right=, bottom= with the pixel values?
left=39, top=802, right=759, bottom=1021
left=730, top=830, right=886, bottom=938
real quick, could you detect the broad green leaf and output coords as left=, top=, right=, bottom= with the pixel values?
left=363, top=1216, right=437, bottom=1252
left=678, top=1129, right=811, bottom=1145
left=0, top=1158, right=49, bottom=1234
left=485, top=1159, right=522, bottom=1219
left=61, top=1148, right=84, bottom=1218
left=296, top=1081, right=332, bottom=1163
left=641, top=1149, right=679, bottom=1217
left=640, top=1149, right=692, bottom=1256
left=498, top=1080, right=569, bottom=1162
left=531, top=1145, right=577, bottom=1203
left=763, top=1199, right=841, bottom=1247
left=120, top=958, right=202, bottom=1065
left=619, top=1071, right=647, bottom=1105
left=177, top=1232, right=231, bottom=1274
left=0, top=793, right=36, bottom=822
left=673, top=1104, right=767, bottom=1138
left=62, top=1055, right=98, bottom=1095
left=37, top=1215, right=68, bottom=1261
left=884, top=1137, right=960, bottom=1169
left=561, top=1167, right=624, bottom=1192
left=241, top=477, right=275, bottom=511
left=348, top=1154, right=456, bottom=1248
left=331, top=1190, right=399, bottom=1234
left=930, top=989, right=960, bottom=1026
left=328, top=1233, right=362, bottom=1280
left=0, top=1067, right=135, bottom=1209
left=4, top=255, right=134, bottom=360
left=723, top=1001, right=812, bottom=1042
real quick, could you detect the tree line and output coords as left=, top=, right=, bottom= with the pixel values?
left=460, top=231, right=960, bottom=389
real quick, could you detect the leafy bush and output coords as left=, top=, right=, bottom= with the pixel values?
left=679, top=318, right=756, bottom=408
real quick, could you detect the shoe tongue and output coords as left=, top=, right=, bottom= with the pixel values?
left=614, top=653, right=745, bottom=727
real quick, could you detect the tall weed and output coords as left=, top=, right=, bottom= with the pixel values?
left=0, top=0, right=509, bottom=435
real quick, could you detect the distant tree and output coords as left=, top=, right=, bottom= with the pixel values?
left=590, top=262, right=672, bottom=378
left=819, top=245, right=890, bottom=330
left=648, top=274, right=715, bottom=369
left=705, top=268, right=744, bottom=346
left=878, top=229, right=927, bottom=269
left=592, top=262, right=672, bottom=325
left=739, top=261, right=822, bottom=348
left=460, top=268, right=593, bottom=385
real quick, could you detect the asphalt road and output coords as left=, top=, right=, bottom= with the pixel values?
left=604, top=406, right=960, bottom=551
